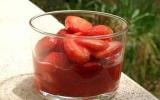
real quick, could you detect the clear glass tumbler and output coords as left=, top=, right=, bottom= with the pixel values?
left=29, top=10, right=128, bottom=100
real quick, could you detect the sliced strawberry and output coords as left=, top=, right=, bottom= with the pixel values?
left=54, top=38, right=64, bottom=52
left=108, top=63, right=122, bottom=81
left=74, top=32, right=84, bottom=36
left=94, top=41, right=123, bottom=59
left=35, top=36, right=58, bottom=57
left=65, top=16, right=92, bottom=33
left=111, top=53, right=123, bottom=67
left=100, top=52, right=123, bottom=68
left=33, top=56, right=54, bottom=73
left=44, top=52, right=70, bottom=70
left=34, top=58, right=56, bottom=83
left=64, top=39, right=90, bottom=63
left=82, top=62, right=102, bottom=72
left=39, top=72, right=54, bottom=83
left=57, top=29, right=70, bottom=35
left=74, top=62, right=102, bottom=78
left=75, top=39, right=108, bottom=51
left=34, top=77, right=41, bottom=91
left=86, top=25, right=113, bottom=36
left=103, top=38, right=112, bottom=42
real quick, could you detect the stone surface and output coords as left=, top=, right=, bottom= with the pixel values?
left=0, top=0, right=158, bottom=100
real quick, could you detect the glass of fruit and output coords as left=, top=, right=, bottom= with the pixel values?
left=29, top=10, right=128, bottom=99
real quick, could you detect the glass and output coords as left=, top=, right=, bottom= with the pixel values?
left=29, top=10, right=128, bottom=100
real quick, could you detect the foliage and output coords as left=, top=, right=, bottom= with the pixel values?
left=31, top=0, right=160, bottom=98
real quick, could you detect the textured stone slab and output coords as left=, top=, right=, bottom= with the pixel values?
left=0, top=0, right=158, bottom=100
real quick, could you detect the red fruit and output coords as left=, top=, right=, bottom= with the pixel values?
left=35, top=36, right=58, bottom=57
left=75, top=39, right=108, bottom=51
left=57, top=29, right=70, bottom=35
left=34, top=77, right=41, bottom=91
left=112, top=53, right=123, bottom=67
left=34, top=58, right=56, bottom=83
left=82, top=62, right=102, bottom=72
left=44, top=52, right=70, bottom=70
left=100, top=52, right=123, bottom=68
left=94, top=41, right=123, bottom=58
left=86, top=25, right=113, bottom=36
left=34, top=57, right=54, bottom=73
left=41, top=82, right=61, bottom=94
left=74, top=32, right=84, bottom=36
left=103, top=38, right=112, bottom=42
left=54, top=38, right=64, bottom=52
left=38, top=72, right=54, bottom=83
left=74, top=62, right=102, bottom=78
left=64, top=39, right=90, bottom=63
left=108, top=63, right=122, bottom=81
left=65, top=16, right=92, bottom=33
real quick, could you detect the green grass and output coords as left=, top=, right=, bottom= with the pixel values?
left=31, top=0, right=160, bottom=98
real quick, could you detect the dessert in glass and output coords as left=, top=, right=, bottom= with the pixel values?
left=29, top=10, right=128, bottom=99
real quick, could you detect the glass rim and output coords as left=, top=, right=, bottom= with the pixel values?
left=29, top=10, right=128, bottom=39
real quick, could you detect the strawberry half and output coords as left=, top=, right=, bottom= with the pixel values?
left=75, top=39, right=108, bottom=51
left=57, top=29, right=70, bottom=35
left=44, top=52, right=70, bottom=69
left=94, top=41, right=123, bottom=59
left=65, top=16, right=92, bottom=33
left=64, top=39, right=90, bottom=63
left=86, top=25, right=113, bottom=36
left=35, top=36, right=58, bottom=57
left=82, top=62, right=102, bottom=72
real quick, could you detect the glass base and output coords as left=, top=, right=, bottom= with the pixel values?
left=40, top=90, right=116, bottom=100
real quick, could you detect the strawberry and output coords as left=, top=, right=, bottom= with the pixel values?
left=64, top=39, right=90, bottom=63
left=86, top=25, right=113, bottom=36
left=74, top=32, right=84, bottom=36
left=75, top=39, right=108, bottom=51
left=34, top=57, right=56, bottom=83
left=108, top=63, right=122, bottom=81
left=73, top=62, right=102, bottom=78
left=100, top=52, right=123, bottom=68
left=35, top=36, right=58, bottom=57
left=82, top=62, right=102, bottom=72
left=94, top=41, right=123, bottom=59
left=54, top=38, right=64, bottom=52
left=65, top=16, right=92, bottom=33
left=34, top=77, right=41, bottom=91
left=44, top=52, right=70, bottom=69
left=57, top=29, right=70, bottom=35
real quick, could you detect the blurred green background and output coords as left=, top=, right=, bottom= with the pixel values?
left=30, top=0, right=160, bottom=98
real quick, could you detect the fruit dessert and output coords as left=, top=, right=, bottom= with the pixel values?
left=33, top=16, right=123, bottom=97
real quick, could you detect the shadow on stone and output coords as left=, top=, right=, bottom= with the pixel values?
left=12, top=74, right=45, bottom=100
